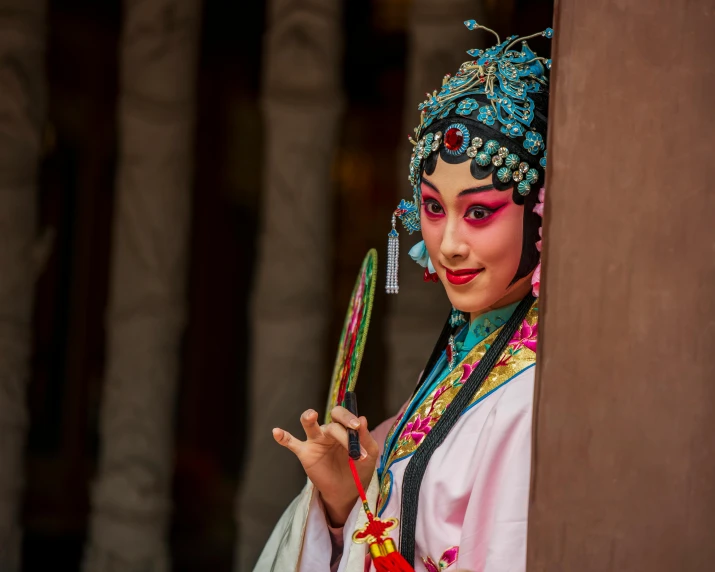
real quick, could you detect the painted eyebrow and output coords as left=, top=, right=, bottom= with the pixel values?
left=422, top=177, right=495, bottom=196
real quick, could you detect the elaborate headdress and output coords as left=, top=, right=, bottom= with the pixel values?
left=385, top=21, right=552, bottom=296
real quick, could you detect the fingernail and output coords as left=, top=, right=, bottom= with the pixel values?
left=350, top=419, right=360, bottom=429
left=360, top=446, right=368, bottom=459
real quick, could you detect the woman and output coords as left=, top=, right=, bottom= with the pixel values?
left=256, top=20, right=551, bottom=572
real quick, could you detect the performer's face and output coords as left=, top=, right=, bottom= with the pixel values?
left=420, top=156, right=533, bottom=315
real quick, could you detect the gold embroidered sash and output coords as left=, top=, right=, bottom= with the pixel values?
left=377, top=303, right=538, bottom=514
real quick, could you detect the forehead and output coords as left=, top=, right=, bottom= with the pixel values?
left=422, top=156, right=492, bottom=197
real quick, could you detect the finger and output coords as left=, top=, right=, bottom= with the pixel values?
left=325, top=421, right=370, bottom=460
left=330, top=406, right=360, bottom=430
left=357, top=416, right=380, bottom=458
left=322, top=422, right=351, bottom=451
left=272, top=427, right=303, bottom=456
left=300, top=409, right=323, bottom=441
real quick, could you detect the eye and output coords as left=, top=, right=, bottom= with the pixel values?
left=423, top=199, right=444, bottom=216
left=465, top=205, right=495, bottom=221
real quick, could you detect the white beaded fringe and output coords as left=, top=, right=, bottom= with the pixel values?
left=386, top=233, right=399, bottom=294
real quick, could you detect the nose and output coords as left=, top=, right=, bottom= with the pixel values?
left=440, top=216, right=469, bottom=261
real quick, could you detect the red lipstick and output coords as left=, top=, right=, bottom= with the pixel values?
left=445, top=267, right=483, bottom=285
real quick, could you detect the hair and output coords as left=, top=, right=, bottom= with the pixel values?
left=418, top=91, right=548, bottom=284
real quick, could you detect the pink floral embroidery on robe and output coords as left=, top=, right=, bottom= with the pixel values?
left=422, top=546, right=459, bottom=572
left=401, top=413, right=433, bottom=444
left=509, top=319, right=538, bottom=353
left=399, top=384, right=452, bottom=445
left=457, top=363, right=474, bottom=385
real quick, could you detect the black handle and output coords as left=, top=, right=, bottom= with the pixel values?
left=343, top=391, right=362, bottom=461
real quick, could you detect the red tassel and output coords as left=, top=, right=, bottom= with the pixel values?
left=387, top=552, right=415, bottom=571
left=372, top=557, right=395, bottom=572
left=367, top=539, right=414, bottom=571
left=348, top=459, right=415, bottom=572
left=373, top=550, right=414, bottom=572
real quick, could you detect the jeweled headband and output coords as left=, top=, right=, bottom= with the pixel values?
left=385, top=21, right=552, bottom=294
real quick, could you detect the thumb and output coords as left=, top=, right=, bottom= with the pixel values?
left=357, top=417, right=380, bottom=457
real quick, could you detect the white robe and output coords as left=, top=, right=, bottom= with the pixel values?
left=254, top=366, right=535, bottom=572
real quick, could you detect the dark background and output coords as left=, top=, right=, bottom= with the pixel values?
left=22, top=1, right=553, bottom=569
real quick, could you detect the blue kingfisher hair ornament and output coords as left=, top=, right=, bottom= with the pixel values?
left=386, top=20, right=553, bottom=294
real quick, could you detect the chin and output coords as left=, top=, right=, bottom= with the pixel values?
left=447, top=292, right=496, bottom=314
left=440, top=268, right=524, bottom=313
left=442, top=281, right=501, bottom=315
left=444, top=271, right=535, bottom=315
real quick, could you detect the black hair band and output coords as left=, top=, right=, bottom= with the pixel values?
left=398, top=293, right=536, bottom=565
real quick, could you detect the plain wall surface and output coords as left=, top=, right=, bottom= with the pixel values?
left=528, top=0, right=715, bottom=570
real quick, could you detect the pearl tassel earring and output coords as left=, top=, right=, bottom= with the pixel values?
left=386, top=212, right=399, bottom=294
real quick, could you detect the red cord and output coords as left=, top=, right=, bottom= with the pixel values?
left=348, top=457, right=373, bottom=521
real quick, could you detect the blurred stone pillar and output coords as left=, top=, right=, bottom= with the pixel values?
left=0, top=1, right=46, bottom=570
left=386, top=0, right=488, bottom=411
left=82, top=1, right=200, bottom=570
left=233, top=1, right=344, bottom=569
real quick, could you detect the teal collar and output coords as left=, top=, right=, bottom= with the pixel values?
left=462, top=301, right=521, bottom=352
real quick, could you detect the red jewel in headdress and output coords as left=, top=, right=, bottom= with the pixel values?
left=444, top=127, right=464, bottom=151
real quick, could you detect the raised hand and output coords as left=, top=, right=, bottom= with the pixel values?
left=273, top=405, right=380, bottom=527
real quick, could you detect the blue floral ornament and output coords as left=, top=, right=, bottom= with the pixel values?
left=422, top=133, right=435, bottom=157
left=523, top=131, right=544, bottom=155
left=484, top=140, right=500, bottom=155
left=517, top=180, right=532, bottom=196
left=456, top=98, right=479, bottom=116
left=415, top=138, right=425, bottom=157
left=408, top=150, right=422, bottom=187
left=477, top=105, right=496, bottom=126
left=475, top=152, right=491, bottom=166
left=421, top=93, right=439, bottom=109
left=437, top=102, right=456, bottom=119
left=502, top=123, right=525, bottom=138
left=540, top=150, right=548, bottom=169
left=497, top=167, right=512, bottom=183
left=505, top=154, right=520, bottom=169
left=450, top=306, right=468, bottom=327
left=397, top=199, right=421, bottom=234
left=542, top=27, right=554, bottom=39
left=446, top=76, right=469, bottom=89
left=397, top=198, right=418, bottom=214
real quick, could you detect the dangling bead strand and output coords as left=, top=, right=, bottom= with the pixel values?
left=386, top=212, right=400, bottom=294
left=447, top=335, right=457, bottom=371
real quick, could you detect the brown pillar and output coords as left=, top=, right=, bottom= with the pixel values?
left=0, top=1, right=46, bottom=570
left=83, top=0, right=201, bottom=569
left=527, top=2, right=715, bottom=571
